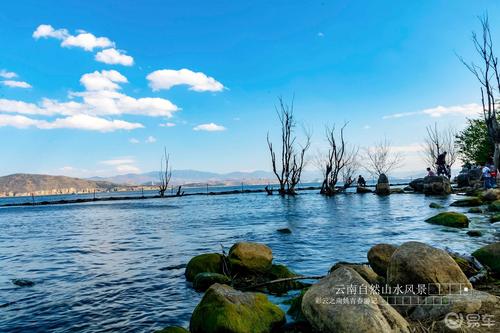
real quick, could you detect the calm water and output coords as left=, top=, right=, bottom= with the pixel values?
left=1, top=190, right=499, bottom=332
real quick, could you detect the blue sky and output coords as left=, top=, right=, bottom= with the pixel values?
left=0, top=0, right=499, bottom=177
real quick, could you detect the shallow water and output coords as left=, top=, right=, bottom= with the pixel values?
left=0, top=190, right=499, bottom=332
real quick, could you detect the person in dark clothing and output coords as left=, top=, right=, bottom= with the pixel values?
left=436, top=151, right=447, bottom=177
left=357, top=175, right=366, bottom=187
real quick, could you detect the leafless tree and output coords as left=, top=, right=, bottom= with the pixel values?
left=422, top=123, right=458, bottom=170
left=318, top=123, right=358, bottom=195
left=267, top=97, right=311, bottom=195
left=459, top=15, right=500, bottom=170
left=158, top=147, right=172, bottom=197
left=364, top=139, right=404, bottom=177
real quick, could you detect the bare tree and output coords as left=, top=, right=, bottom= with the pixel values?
left=267, top=97, right=311, bottom=195
left=318, top=123, right=358, bottom=195
left=158, top=147, right=172, bottom=197
left=459, top=15, right=500, bottom=170
left=364, top=139, right=404, bottom=177
left=422, top=123, right=458, bottom=170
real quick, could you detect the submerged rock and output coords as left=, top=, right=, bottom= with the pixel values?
left=11, top=279, right=35, bottom=287
left=367, top=243, right=398, bottom=278
left=277, top=228, right=292, bottom=234
left=429, top=202, right=443, bottom=209
left=488, top=199, right=500, bottom=212
left=390, top=188, right=404, bottom=194
left=155, top=327, right=189, bottom=333
left=356, top=186, right=373, bottom=194
left=425, top=212, right=469, bottom=228
left=467, top=230, right=483, bottom=237
left=193, top=272, right=231, bottom=291
left=190, top=283, right=285, bottom=333
left=468, top=207, right=483, bottom=213
left=228, top=242, right=273, bottom=273
left=387, top=242, right=472, bottom=294
left=302, top=267, right=410, bottom=333
left=185, top=253, right=224, bottom=282
left=472, top=242, right=500, bottom=275
left=490, top=214, right=500, bottom=223
left=450, top=197, right=483, bottom=207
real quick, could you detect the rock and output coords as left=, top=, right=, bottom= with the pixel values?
left=301, top=267, right=410, bottom=333
left=467, top=230, right=483, bottom=237
left=480, top=189, right=500, bottom=202
left=423, top=176, right=452, bottom=195
left=488, top=200, right=500, bottom=212
left=228, top=242, right=273, bottom=273
left=265, top=264, right=304, bottom=294
left=387, top=242, right=472, bottom=294
left=190, top=283, right=286, bottom=333
left=375, top=174, right=390, bottom=195
left=193, top=272, right=231, bottom=291
left=450, top=197, right=483, bottom=207
left=490, top=214, right=500, bottom=223
left=185, top=253, right=224, bottom=282
left=11, top=279, right=35, bottom=287
left=429, top=202, right=444, bottom=209
left=367, top=244, right=398, bottom=278
left=356, top=187, right=373, bottom=194
left=468, top=207, right=483, bottom=213
left=472, top=242, right=500, bottom=275
left=409, top=290, right=499, bottom=322
left=403, top=186, right=413, bottom=192
left=155, top=327, right=189, bottom=333
left=277, top=228, right=292, bottom=234
left=425, top=212, right=469, bottom=228
left=451, top=255, right=480, bottom=278
left=409, top=178, right=424, bottom=192
left=456, top=167, right=482, bottom=188
left=390, top=188, right=404, bottom=194
left=330, top=262, right=384, bottom=285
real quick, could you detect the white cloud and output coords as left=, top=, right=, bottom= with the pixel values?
left=193, top=123, right=226, bottom=132
left=0, top=70, right=17, bottom=79
left=129, top=138, right=140, bottom=144
left=100, top=158, right=136, bottom=166
left=95, top=48, right=134, bottom=66
left=147, top=68, right=224, bottom=92
left=116, top=164, right=141, bottom=173
left=59, top=166, right=75, bottom=172
left=33, top=24, right=69, bottom=40
left=383, top=103, right=482, bottom=119
left=80, top=70, right=128, bottom=91
left=2, top=80, right=32, bottom=88
left=0, top=114, right=39, bottom=128
left=145, top=135, right=156, bottom=143
left=160, top=122, right=176, bottom=127
left=100, top=157, right=140, bottom=174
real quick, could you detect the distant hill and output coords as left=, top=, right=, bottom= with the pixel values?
left=0, top=173, right=117, bottom=195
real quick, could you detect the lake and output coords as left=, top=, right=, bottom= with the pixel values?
left=1, top=190, right=499, bottom=332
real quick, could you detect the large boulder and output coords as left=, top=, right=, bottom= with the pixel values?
left=329, top=262, right=383, bottom=285
left=375, top=174, right=390, bottom=195
left=228, top=242, right=273, bottom=273
left=185, top=253, right=224, bottom=282
left=190, top=283, right=285, bottom=333
left=472, top=242, right=500, bottom=275
left=422, top=176, right=452, bottom=195
left=409, top=178, right=424, bottom=192
left=301, top=267, right=410, bottom=333
left=480, top=189, right=500, bottom=202
left=456, top=167, right=483, bottom=188
left=450, top=197, right=483, bottom=207
left=387, top=242, right=472, bottom=294
left=193, top=272, right=231, bottom=291
left=367, top=244, right=398, bottom=278
left=425, top=212, right=469, bottom=228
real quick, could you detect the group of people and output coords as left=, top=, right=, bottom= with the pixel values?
left=426, top=151, right=498, bottom=189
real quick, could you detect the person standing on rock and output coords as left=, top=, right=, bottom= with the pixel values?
left=436, top=151, right=447, bottom=177
left=482, top=163, right=493, bottom=189
left=357, top=175, right=366, bottom=187
left=426, top=167, right=436, bottom=177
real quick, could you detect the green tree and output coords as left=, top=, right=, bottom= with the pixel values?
left=455, top=118, right=494, bottom=165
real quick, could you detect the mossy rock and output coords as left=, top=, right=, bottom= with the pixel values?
left=467, top=230, right=483, bottom=237
left=451, top=255, right=479, bottom=278
left=193, top=272, right=231, bottom=291
left=450, top=197, right=483, bottom=207
left=472, top=242, right=500, bottom=275
left=489, top=200, right=500, bottom=212
left=425, top=212, right=469, bottom=228
left=491, top=214, right=500, bottom=223
left=429, top=202, right=443, bottom=209
left=266, top=264, right=304, bottom=294
left=468, top=207, right=483, bottom=213
left=228, top=242, right=273, bottom=273
left=185, top=253, right=224, bottom=282
left=155, top=327, right=189, bottom=333
left=190, top=283, right=286, bottom=333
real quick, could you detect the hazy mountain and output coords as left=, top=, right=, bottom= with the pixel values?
left=0, top=173, right=117, bottom=195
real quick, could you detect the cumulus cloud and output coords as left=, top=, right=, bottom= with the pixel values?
left=147, top=68, right=224, bottom=92
left=0, top=69, right=18, bottom=79
left=33, top=24, right=69, bottom=40
left=145, top=135, right=156, bottom=143
left=33, top=24, right=114, bottom=52
left=95, top=48, right=134, bottom=66
left=383, top=103, right=482, bottom=119
left=0, top=70, right=179, bottom=132
left=2, top=80, right=32, bottom=88
left=193, top=123, right=226, bottom=132
left=100, top=157, right=140, bottom=174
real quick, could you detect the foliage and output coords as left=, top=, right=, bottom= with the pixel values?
left=455, top=118, right=493, bottom=165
